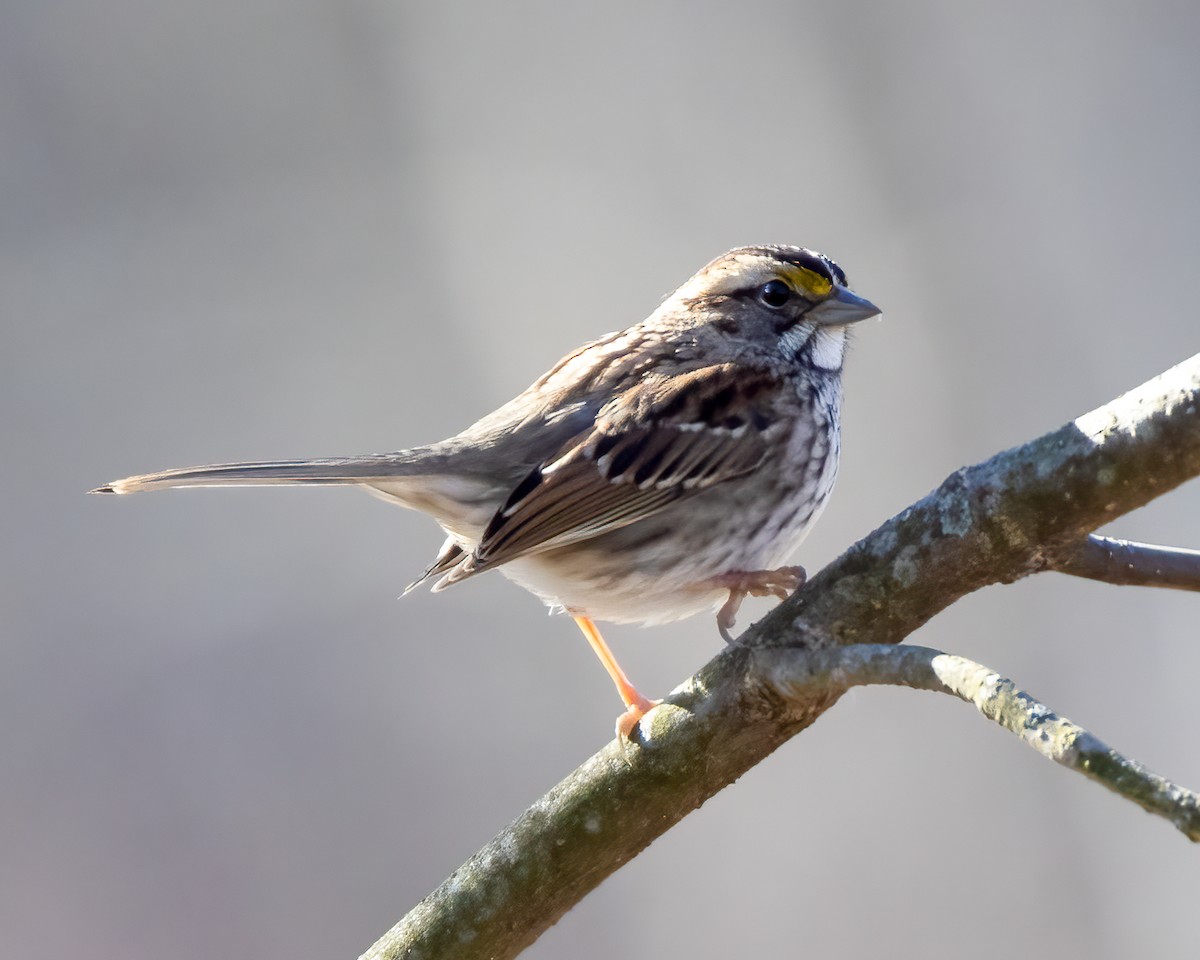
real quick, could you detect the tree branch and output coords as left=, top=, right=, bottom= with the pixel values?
left=763, top=644, right=1200, bottom=841
left=361, top=353, right=1200, bottom=960
left=1048, top=534, right=1200, bottom=590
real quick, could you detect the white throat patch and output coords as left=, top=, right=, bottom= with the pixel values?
left=778, top=325, right=847, bottom=371
left=811, top=326, right=847, bottom=371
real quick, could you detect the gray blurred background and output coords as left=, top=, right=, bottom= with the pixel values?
left=4, top=2, right=1198, bottom=957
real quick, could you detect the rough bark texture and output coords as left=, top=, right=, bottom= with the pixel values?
left=763, top=644, right=1200, bottom=841
left=361, top=354, right=1200, bottom=960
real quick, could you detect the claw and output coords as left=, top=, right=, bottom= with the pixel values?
left=710, top=565, right=807, bottom=643
left=614, top=695, right=663, bottom=740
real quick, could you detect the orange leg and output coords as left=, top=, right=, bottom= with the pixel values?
left=572, top=615, right=661, bottom=738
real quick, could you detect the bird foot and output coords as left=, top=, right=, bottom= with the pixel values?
left=709, top=565, right=808, bottom=643
left=614, top=694, right=663, bottom=740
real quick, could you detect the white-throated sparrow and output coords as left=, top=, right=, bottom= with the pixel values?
left=94, top=246, right=880, bottom=736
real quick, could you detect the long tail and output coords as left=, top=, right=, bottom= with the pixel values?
left=90, top=453, right=432, bottom=495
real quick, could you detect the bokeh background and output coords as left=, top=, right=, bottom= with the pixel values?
left=4, top=2, right=1199, bottom=957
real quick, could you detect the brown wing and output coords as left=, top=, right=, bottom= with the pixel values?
left=443, top=363, right=783, bottom=582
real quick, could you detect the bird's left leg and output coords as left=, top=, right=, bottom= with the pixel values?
left=572, top=615, right=661, bottom=739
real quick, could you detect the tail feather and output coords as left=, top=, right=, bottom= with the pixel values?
left=90, top=453, right=429, bottom=495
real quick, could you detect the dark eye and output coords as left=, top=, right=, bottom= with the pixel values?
left=758, top=280, right=792, bottom=308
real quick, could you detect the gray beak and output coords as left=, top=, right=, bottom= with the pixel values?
left=808, top=286, right=882, bottom=326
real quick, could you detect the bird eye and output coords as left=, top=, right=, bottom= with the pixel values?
left=758, top=280, right=792, bottom=308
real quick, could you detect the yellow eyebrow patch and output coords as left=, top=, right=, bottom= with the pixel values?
left=777, top=263, right=833, bottom=299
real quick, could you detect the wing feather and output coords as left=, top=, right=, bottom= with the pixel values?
left=445, top=363, right=783, bottom=581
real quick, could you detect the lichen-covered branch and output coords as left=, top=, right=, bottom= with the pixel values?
left=763, top=644, right=1200, bottom=841
left=361, top=353, right=1200, bottom=960
left=1049, top=534, right=1200, bottom=590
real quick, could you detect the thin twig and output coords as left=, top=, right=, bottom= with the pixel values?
left=1050, top=534, right=1200, bottom=590
left=763, top=644, right=1200, bottom=841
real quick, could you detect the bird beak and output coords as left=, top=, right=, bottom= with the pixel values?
left=808, top=286, right=882, bottom=326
